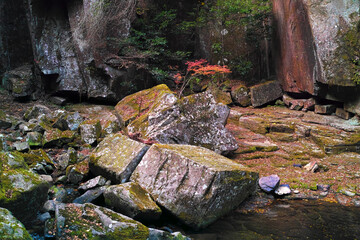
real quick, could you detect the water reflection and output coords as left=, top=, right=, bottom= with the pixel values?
left=189, top=200, right=360, bottom=240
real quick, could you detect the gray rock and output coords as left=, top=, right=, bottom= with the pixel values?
left=0, top=207, right=32, bottom=240
left=49, top=96, right=67, bottom=106
left=38, top=212, right=51, bottom=222
left=0, top=152, right=49, bottom=223
left=6, top=65, right=34, bottom=98
left=275, top=184, right=291, bottom=196
left=250, top=80, right=283, bottom=107
left=78, top=175, right=108, bottom=191
left=66, top=159, right=89, bottom=185
left=0, top=110, right=13, bottom=129
left=90, top=133, right=149, bottom=183
left=39, top=174, right=53, bottom=184
left=148, top=228, right=191, bottom=240
left=12, top=141, right=30, bottom=152
left=258, top=175, right=280, bottom=193
left=131, top=144, right=258, bottom=229
left=104, top=182, right=162, bottom=221
left=231, top=84, right=251, bottom=107
left=26, top=131, right=43, bottom=147
left=43, top=200, right=57, bottom=213
left=79, top=120, right=102, bottom=145
left=23, top=105, right=51, bottom=121
left=73, top=187, right=105, bottom=204
left=144, top=91, right=238, bottom=155
left=55, top=203, right=150, bottom=239
left=66, top=112, right=84, bottom=131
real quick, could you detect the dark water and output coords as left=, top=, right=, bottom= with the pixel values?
left=188, top=200, right=360, bottom=240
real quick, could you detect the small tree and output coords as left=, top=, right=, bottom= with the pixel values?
left=176, top=59, right=231, bottom=97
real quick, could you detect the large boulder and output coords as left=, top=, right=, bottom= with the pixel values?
left=0, top=152, right=49, bottom=224
left=273, top=0, right=360, bottom=94
left=127, top=90, right=238, bottom=155
left=130, top=144, right=259, bottom=229
left=104, top=182, right=162, bottom=221
left=90, top=133, right=149, bottom=183
left=0, top=208, right=32, bottom=240
left=250, top=80, right=283, bottom=107
left=55, top=203, right=149, bottom=239
left=115, top=84, right=176, bottom=125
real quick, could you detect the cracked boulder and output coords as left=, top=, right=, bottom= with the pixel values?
left=90, top=133, right=149, bottom=183
left=131, top=144, right=258, bottom=229
left=128, top=90, right=238, bottom=155
left=104, top=182, right=162, bottom=222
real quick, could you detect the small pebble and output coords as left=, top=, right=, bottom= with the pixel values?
left=293, top=190, right=300, bottom=194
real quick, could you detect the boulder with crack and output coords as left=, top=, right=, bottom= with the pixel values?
left=131, top=144, right=258, bottom=229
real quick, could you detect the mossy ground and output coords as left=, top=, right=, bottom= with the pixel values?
left=227, top=106, right=360, bottom=206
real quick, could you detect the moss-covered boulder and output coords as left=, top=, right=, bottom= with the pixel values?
left=115, top=84, right=176, bottom=125
left=101, top=120, right=121, bottom=137
left=55, top=203, right=149, bottom=239
left=25, top=132, right=43, bottom=147
left=6, top=65, right=34, bottom=99
left=90, top=133, right=149, bottom=183
left=20, top=150, right=55, bottom=175
left=79, top=119, right=102, bottom=145
left=231, top=84, right=251, bottom=107
left=42, top=128, right=76, bottom=148
left=104, top=182, right=162, bottom=221
left=131, top=144, right=258, bottom=229
left=144, top=91, right=238, bottom=155
left=0, top=110, right=13, bottom=129
left=23, top=104, right=51, bottom=121
left=0, top=152, right=49, bottom=224
left=0, top=207, right=32, bottom=240
left=66, top=159, right=89, bottom=184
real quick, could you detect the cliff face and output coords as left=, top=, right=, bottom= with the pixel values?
left=273, top=0, right=360, bottom=95
left=0, top=0, right=33, bottom=78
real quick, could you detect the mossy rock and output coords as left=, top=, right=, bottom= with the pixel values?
left=115, top=84, right=175, bottom=125
left=0, top=110, right=13, bottom=130
left=104, top=182, right=162, bottom=221
left=209, top=87, right=233, bottom=105
left=26, top=132, right=43, bottom=147
left=90, top=133, right=149, bottom=183
left=43, top=128, right=76, bottom=148
left=239, top=116, right=270, bottom=134
left=56, top=203, right=149, bottom=239
left=79, top=119, right=102, bottom=145
left=0, top=207, right=32, bottom=240
left=0, top=152, right=49, bottom=224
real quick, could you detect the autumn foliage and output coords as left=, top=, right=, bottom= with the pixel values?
left=175, top=59, right=231, bottom=96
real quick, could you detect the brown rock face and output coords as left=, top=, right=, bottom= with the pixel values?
left=273, top=0, right=360, bottom=96
left=272, top=0, right=321, bottom=95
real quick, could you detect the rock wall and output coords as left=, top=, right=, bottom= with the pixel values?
left=273, top=0, right=360, bottom=95
left=0, top=0, right=33, bottom=79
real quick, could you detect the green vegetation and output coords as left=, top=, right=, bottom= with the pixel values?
left=343, top=20, right=360, bottom=84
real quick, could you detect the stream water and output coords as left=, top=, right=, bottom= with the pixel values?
left=188, top=200, right=360, bottom=240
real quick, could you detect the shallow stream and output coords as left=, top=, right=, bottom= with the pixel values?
left=188, top=200, right=360, bottom=240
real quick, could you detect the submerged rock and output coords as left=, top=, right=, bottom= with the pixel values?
left=104, top=182, right=162, bottom=221
left=90, top=133, right=149, bottom=183
left=131, top=144, right=258, bottom=229
left=0, top=207, right=32, bottom=240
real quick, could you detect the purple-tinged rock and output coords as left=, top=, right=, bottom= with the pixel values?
left=258, top=174, right=280, bottom=193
